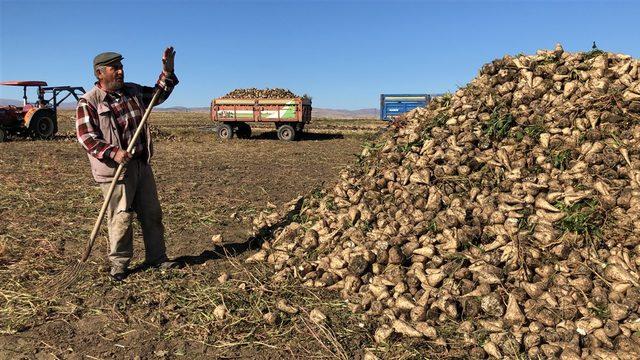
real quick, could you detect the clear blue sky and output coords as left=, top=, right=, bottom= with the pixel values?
left=1, top=0, right=639, bottom=109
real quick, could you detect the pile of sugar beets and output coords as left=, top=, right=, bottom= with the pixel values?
left=249, top=44, right=640, bottom=359
left=221, top=87, right=298, bottom=99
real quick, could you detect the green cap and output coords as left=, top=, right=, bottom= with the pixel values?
left=93, top=52, right=123, bottom=69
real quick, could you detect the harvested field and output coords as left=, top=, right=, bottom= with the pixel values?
left=6, top=45, right=640, bottom=359
left=0, top=112, right=422, bottom=359
left=147, top=111, right=385, bottom=136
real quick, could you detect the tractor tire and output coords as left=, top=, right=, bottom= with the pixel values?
left=29, top=110, right=57, bottom=139
left=236, top=123, right=252, bottom=139
left=217, top=123, right=234, bottom=140
left=277, top=124, right=296, bottom=141
left=0, top=128, right=6, bottom=143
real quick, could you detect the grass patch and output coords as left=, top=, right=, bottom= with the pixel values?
left=524, top=124, right=545, bottom=139
left=291, top=212, right=309, bottom=224
left=362, top=140, right=383, bottom=153
left=397, top=139, right=423, bottom=153
left=431, top=111, right=449, bottom=127
left=555, top=198, right=604, bottom=236
left=583, top=48, right=605, bottom=60
left=325, top=198, right=337, bottom=211
left=474, top=329, right=490, bottom=346
left=483, top=111, right=515, bottom=140
left=551, top=149, right=572, bottom=170
left=426, top=221, right=438, bottom=234
left=589, top=304, right=611, bottom=320
left=514, top=131, right=525, bottom=142
left=358, top=140, right=384, bottom=163
left=310, top=187, right=325, bottom=199
left=538, top=54, right=558, bottom=65
left=438, top=93, right=453, bottom=108
left=417, top=111, right=450, bottom=141
left=516, top=208, right=535, bottom=234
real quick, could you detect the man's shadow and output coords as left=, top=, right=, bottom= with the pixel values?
left=250, top=131, right=343, bottom=141
left=128, top=197, right=305, bottom=274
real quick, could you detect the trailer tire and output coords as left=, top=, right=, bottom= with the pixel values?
left=277, top=124, right=296, bottom=141
left=29, top=110, right=57, bottom=139
left=0, top=128, right=6, bottom=143
left=236, top=123, right=252, bottom=139
left=217, top=123, right=233, bottom=139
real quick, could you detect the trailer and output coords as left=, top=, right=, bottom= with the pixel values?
left=211, top=97, right=312, bottom=141
left=380, top=94, right=430, bottom=121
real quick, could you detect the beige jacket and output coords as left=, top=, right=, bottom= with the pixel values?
left=79, top=83, right=155, bottom=183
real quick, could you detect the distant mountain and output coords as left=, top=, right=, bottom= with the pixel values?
left=313, top=108, right=377, bottom=119
left=156, top=106, right=379, bottom=119
left=155, top=106, right=196, bottom=112
left=141, top=106, right=378, bottom=119
left=1, top=98, right=379, bottom=119
left=0, top=98, right=22, bottom=106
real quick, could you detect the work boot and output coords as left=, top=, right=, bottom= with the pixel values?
left=110, top=267, right=128, bottom=282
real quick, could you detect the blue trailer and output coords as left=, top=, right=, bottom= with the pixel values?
left=380, top=94, right=430, bottom=121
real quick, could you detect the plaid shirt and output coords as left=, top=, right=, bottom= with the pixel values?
left=76, top=71, right=178, bottom=160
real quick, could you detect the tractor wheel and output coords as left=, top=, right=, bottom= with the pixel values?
left=217, top=123, right=233, bottom=140
left=0, top=128, right=6, bottom=143
left=236, top=123, right=252, bottom=139
left=30, top=110, right=57, bottom=139
left=277, top=124, right=296, bottom=141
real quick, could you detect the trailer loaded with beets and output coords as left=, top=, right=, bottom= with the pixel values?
left=211, top=88, right=312, bottom=141
left=0, top=81, right=85, bottom=142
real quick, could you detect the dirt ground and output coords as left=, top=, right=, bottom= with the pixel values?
left=0, top=113, right=437, bottom=359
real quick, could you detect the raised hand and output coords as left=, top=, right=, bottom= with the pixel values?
left=162, top=46, right=176, bottom=74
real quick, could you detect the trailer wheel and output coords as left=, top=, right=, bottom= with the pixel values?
left=217, top=123, right=233, bottom=139
left=0, top=128, right=6, bottom=143
left=30, top=111, right=56, bottom=139
left=277, top=124, right=296, bottom=141
left=236, top=123, right=252, bottom=139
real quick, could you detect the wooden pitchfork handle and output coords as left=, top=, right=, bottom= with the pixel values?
left=81, top=89, right=163, bottom=262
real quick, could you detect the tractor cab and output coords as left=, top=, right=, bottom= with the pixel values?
left=2, top=80, right=48, bottom=108
left=0, top=80, right=85, bottom=142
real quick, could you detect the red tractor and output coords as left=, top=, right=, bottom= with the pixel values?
left=0, top=81, right=85, bottom=142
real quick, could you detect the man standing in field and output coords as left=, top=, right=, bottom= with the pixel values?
left=76, top=47, right=179, bottom=281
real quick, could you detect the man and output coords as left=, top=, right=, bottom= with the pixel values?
left=76, top=47, right=179, bottom=281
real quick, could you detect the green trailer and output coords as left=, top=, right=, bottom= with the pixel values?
left=211, top=97, right=312, bottom=140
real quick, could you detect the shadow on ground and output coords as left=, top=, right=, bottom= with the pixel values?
left=249, top=131, right=344, bottom=141
left=129, top=197, right=305, bottom=275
